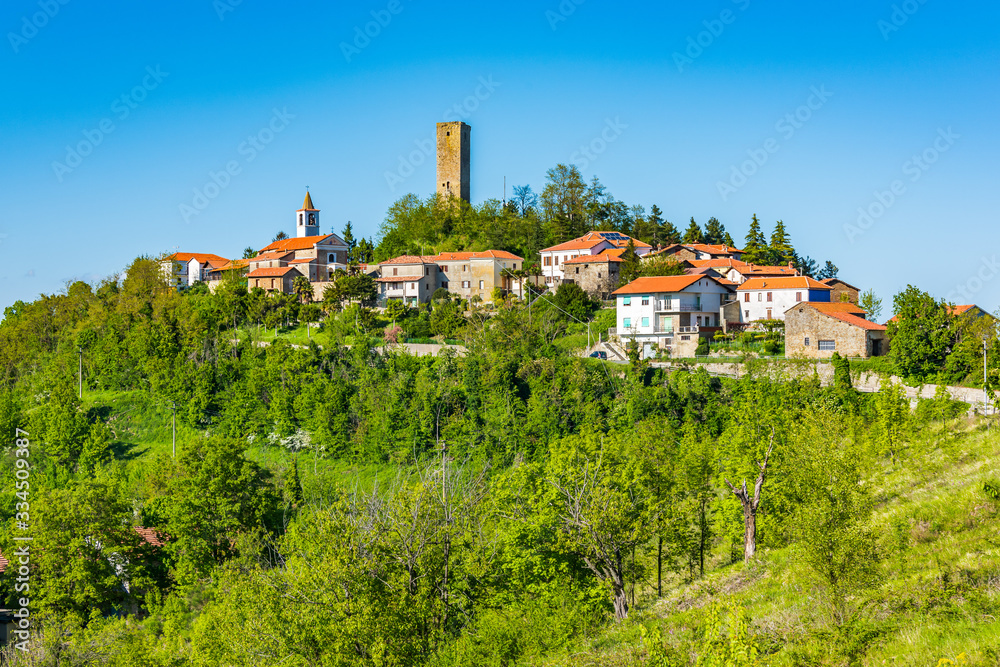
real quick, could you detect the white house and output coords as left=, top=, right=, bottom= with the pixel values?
left=612, top=274, right=735, bottom=358
left=734, top=276, right=832, bottom=322
left=540, top=231, right=651, bottom=286
left=160, top=252, right=229, bottom=288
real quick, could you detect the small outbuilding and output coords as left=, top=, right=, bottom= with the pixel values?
left=784, top=302, right=887, bottom=358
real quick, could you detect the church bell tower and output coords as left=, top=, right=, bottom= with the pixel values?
left=296, top=191, right=320, bottom=238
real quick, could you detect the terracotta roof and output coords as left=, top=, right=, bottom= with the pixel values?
left=249, top=251, right=293, bottom=263
left=376, top=275, right=417, bottom=283
left=745, top=265, right=799, bottom=276
left=204, top=258, right=229, bottom=269
left=288, top=257, right=316, bottom=264
left=135, top=526, right=167, bottom=548
left=432, top=250, right=524, bottom=261
left=951, top=305, right=978, bottom=316
left=684, top=243, right=745, bottom=255
left=564, top=253, right=622, bottom=264
left=612, top=274, right=731, bottom=295
left=689, top=258, right=748, bottom=269
left=218, top=259, right=250, bottom=271
left=542, top=231, right=650, bottom=253
left=248, top=267, right=302, bottom=278
left=166, top=252, right=229, bottom=264
left=299, top=191, right=317, bottom=211
left=737, top=277, right=831, bottom=291
left=380, top=254, right=438, bottom=265
left=260, top=235, right=335, bottom=253
left=790, top=302, right=886, bottom=331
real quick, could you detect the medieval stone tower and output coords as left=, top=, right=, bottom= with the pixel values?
left=436, top=122, right=470, bottom=203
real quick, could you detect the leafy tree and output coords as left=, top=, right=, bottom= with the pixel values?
left=512, top=184, right=539, bottom=217
left=384, top=299, right=407, bottom=323
left=430, top=299, right=466, bottom=337
left=683, top=217, right=705, bottom=244
left=886, top=285, right=954, bottom=380
left=541, top=164, right=587, bottom=242
left=285, top=458, right=304, bottom=507
left=618, top=239, right=643, bottom=284
left=831, top=351, right=852, bottom=390
left=859, top=289, right=883, bottom=322
left=292, top=275, right=314, bottom=304
left=638, top=256, right=685, bottom=278
left=242, top=246, right=257, bottom=259
left=552, top=282, right=599, bottom=322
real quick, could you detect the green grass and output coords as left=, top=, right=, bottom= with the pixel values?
left=529, top=418, right=1000, bottom=666
left=234, top=323, right=324, bottom=346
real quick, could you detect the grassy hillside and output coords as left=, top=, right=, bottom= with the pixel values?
left=529, top=419, right=1000, bottom=666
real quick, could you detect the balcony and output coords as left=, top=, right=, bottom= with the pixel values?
left=677, top=326, right=699, bottom=334
left=656, top=300, right=701, bottom=312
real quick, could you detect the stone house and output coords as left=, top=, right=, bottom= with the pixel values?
left=821, top=278, right=860, bottom=304
left=562, top=252, right=622, bottom=299
left=540, top=231, right=650, bottom=287
left=247, top=266, right=304, bottom=294
left=784, top=302, right=887, bottom=358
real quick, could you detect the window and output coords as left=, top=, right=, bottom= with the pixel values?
left=758, top=293, right=763, bottom=301
left=818, top=340, right=836, bottom=351
left=442, top=282, right=449, bottom=289
left=697, top=316, right=702, bottom=325
left=623, top=318, right=631, bottom=328
left=393, top=268, right=398, bottom=276
left=623, top=296, right=631, bottom=306
left=425, top=268, right=430, bottom=276
left=545, top=276, right=552, bottom=284
left=804, top=337, right=810, bottom=346
left=544, top=257, right=552, bottom=266
left=641, top=317, right=649, bottom=327
left=796, top=291, right=802, bottom=302
left=554, top=256, right=559, bottom=265
left=744, top=310, right=749, bottom=318
left=462, top=280, right=471, bottom=288
left=597, top=272, right=602, bottom=278
left=744, top=293, right=750, bottom=303
left=641, top=295, right=649, bottom=306
left=410, top=283, right=416, bottom=289
left=479, top=280, right=484, bottom=289
left=328, top=253, right=336, bottom=263
left=442, top=265, right=448, bottom=272
left=575, top=267, right=579, bottom=274
left=767, top=292, right=772, bottom=302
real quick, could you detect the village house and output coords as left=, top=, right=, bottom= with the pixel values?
left=727, top=276, right=832, bottom=325
left=376, top=250, right=524, bottom=305
left=562, top=250, right=624, bottom=299
left=821, top=277, right=860, bottom=304
left=611, top=274, right=735, bottom=358
left=540, top=231, right=651, bottom=286
left=646, top=243, right=744, bottom=263
left=785, top=302, right=887, bottom=358
left=160, top=252, right=229, bottom=289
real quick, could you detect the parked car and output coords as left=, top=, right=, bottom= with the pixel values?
left=589, top=351, right=608, bottom=360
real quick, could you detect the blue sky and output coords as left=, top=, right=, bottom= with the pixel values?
left=2, top=0, right=998, bottom=313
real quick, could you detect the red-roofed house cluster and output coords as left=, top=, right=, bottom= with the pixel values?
left=375, top=250, right=525, bottom=305
left=608, top=241, right=893, bottom=359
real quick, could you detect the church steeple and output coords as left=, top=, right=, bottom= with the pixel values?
left=296, top=190, right=319, bottom=238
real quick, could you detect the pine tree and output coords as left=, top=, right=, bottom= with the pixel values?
left=723, top=232, right=736, bottom=247
left=683, top=217, right=705, bottom=244
left=704, top=217, right=726, bottom=245
left=342, top=221, right=357, bottom=259
left=742, top=214, right=767, bottom=264
left=769, top=220, right=794, bottom=265
left=619, top=239, right=642, bottom=284
left=817, top=261, right=839, bottom=280
left=661, top=220, right=681, bottom=245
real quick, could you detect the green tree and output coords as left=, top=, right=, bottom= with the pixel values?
left=638, top=256, right=685, bottom=278
left=552, top=282, right=599, bottom=322
left=660, top=220, right=681, bottom=245
left=619, top=239, right=643, bottom=284
left=741, top=214, right=768, bottom=264
left=541, top=164, right=587, bottom=242
left=859, top=289, right=883, bottom=322
left=704, top=217, right=727, bottom=245
left=242, top=246, right=257, bottom=259
left=886, top=285, right=954, bottom=380
left=342, top=221, right=357, bottom=259
left=292, top=275, right=314, bottom=304
left=769, top=220, right=794, bottom=265
left=817, top=260, right=839, bottom=280
left=683, top=217, right=705, bottom=244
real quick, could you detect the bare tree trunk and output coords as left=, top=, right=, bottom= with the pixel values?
left=725, top=432, right=774, bottom=564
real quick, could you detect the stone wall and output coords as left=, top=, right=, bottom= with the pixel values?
left=565, top=261, right=620, bottom=299
left=436, top=122, right=470, bottom=203
left=785, top=304, right=885, bottom=358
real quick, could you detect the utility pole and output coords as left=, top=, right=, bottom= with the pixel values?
left=986, top=337, right=991, bottom=416
left=171, top=402, right=177, bottom=458
left=77, top=347, right=83, bottom=400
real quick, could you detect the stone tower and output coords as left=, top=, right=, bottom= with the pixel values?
left=436, top=122, right=470, bottom=203
left=296, top=191, right=319, bottom=238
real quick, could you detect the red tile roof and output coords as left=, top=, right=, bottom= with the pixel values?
left=250, top=251, right=294, bottom=263
left=684, top=243, right=745, bottom=255
left=542, top=231, right=650, bottom=253
left=287, top=257, right=316, bottom=264
left=166, top=252, right=229, bottom=264
left=260, top=235, right=336, bottom=253
left=248, top=267, right=302, bottom=278
left=376, top=275, right=417, bottom=283
left=612, top=274, right=731, bottom=295
left=135, top=526, right=167, bottom=547
left=380, top=254, right=438, bottom=265
left=737, top=277, right=831, bottom=291
left=432, top=250, right=524, bottom=261
left=218, top=259, right=250, bottom=271
left=792, top=302, right=886, bottom=331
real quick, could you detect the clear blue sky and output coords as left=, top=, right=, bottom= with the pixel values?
left=2, top=0, right=998, bottom=313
